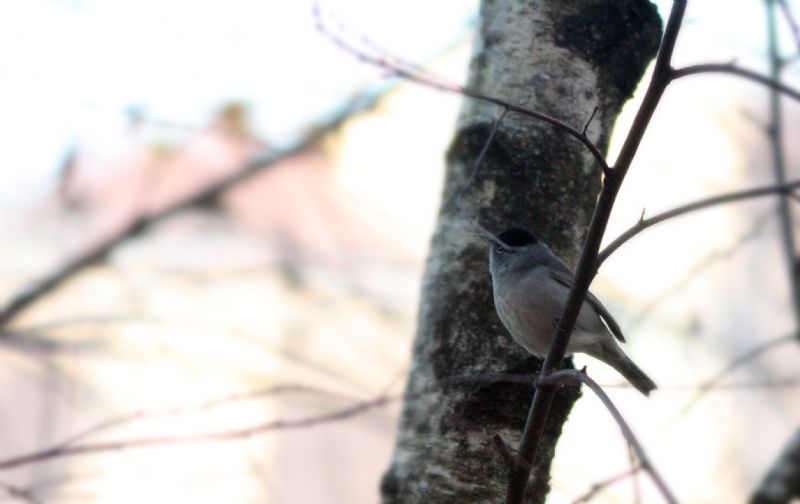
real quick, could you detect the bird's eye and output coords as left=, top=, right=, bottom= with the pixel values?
left=494, top=245, right=505, bottom=254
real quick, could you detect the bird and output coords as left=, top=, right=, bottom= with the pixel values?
left=482, top=226, right=656, bottom=396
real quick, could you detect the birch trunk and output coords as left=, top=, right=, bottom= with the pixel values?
left=382, top=1, right=661, bottom=502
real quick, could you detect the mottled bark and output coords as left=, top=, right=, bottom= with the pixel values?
left=381, top=1, right=660, bottom=502
left=751, top=428, right=800, bottom=504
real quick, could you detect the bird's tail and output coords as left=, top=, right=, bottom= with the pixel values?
left=598, top=343, right=657, bottom=396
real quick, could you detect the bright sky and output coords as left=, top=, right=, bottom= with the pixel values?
left=0, top=0, right=796, bottom=202
left=0, top=0, right=476, bottom=201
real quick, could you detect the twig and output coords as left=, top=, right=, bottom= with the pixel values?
left=670, top=334, right=795, bottom=421
left=2, top=369, right=796, bottom=474
left=0, top=315, right=132, bottom=354
left=445, top=107, right=509, bottom=212
left=570, top=467, right=642, bottom=504
left=628, top=210, right=771, bottom=329
left=56, top=384, right=353, bottom=448
left=540, top=369, right=677, bottom=504
left=598, top=179, right=800, bottom=266
left=777, top=0, right=800, bottom=53
left=0, top=372, right=530, bottom=472
left=582, top=107, right=599, bottom=137
left=0, top=480, right=43, bottom=504
left=315, top=5, right=610, bottom=172
left=493, top=434, right=515, bottom=468
left=505, top=2, right=687, bottom=503
left=0, top=98, right=379, bottom=329
left=473, top=108, right=509, bottom=177
left=2, top=313, right=373, bottom=394
left=556, top=376, right=800, bottom=391
left=747, top=10, right=800, bottom=501
left=671, top=63, right=800, bottom=101
left=764, top=0, right=800, bottom=335
left=0, top=389, right=402, bottom=471
left=630, top=444, right=642, bottom=504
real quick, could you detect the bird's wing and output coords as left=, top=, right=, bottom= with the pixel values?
left=547, top=269, right=626, bottom=343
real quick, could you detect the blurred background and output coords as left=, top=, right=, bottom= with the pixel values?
left=0, top=0, right=799, bottom=502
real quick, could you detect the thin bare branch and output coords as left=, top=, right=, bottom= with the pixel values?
left=765, top=0, right=800, bottom=333
left=671, top=334, right=796, bottom=421
left=628, top=211, right=771, bottom=329
left=778, top=0, right=800, bottom=53
left=2, top=369, right=796, bottom=474
left=570, top=467, right=642, bottom=504
left=671, top=64, right=800, bottom=101
left=314, top=5, right=610, bottom=172
left=0, top=480, right=43, bottom=504
left=0, top=97, right=380, bottom=329
left=492, top=434, right=514, bottom=468
left=474, top=108, right=509, bottom=175
left=0, top=389, right=401, bottom=471
left=57, top=384, right=353, bottom=448
left=575, top=376, right=800, bottom=391
left=506, top=2, right=687, bottom=502
left=582, top=107, right=599, bottom=136
left=598, top=179, right=800, bottom=266
left=630, top=444, right=642, bottom=504
left=0, top=372, right=527, bottom=472
left=445, top=107, right=509, bottom=212
left=540, top=369, right=677, bottom=504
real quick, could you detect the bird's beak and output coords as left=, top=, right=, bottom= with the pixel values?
left=478, top=228, right=506, bottom=249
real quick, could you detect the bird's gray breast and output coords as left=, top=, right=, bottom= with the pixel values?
left=492, top=265, right=563, bottom=358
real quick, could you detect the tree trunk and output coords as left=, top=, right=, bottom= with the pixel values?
left=751, top=428, right=800, bottom=504
left=381, top=1, right=661, bottom=502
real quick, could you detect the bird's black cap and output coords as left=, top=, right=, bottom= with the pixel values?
left=498, top=227, right=538, bottom=247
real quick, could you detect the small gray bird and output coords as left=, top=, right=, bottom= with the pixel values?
left=483, top=226, right=656, bottom=396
